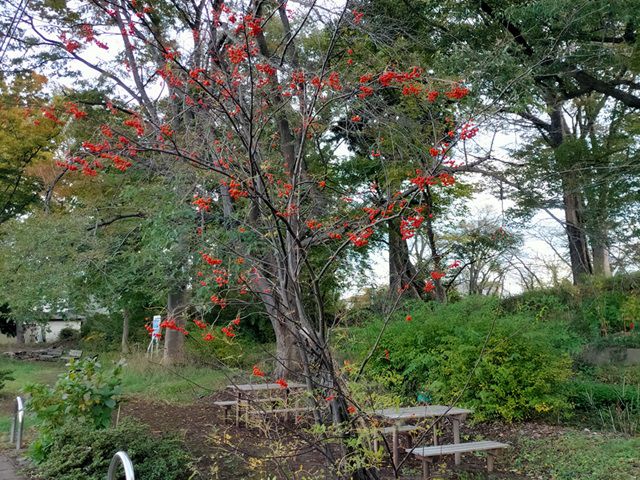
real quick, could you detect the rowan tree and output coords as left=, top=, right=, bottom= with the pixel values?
left=9, top=1, right=479, bottom=476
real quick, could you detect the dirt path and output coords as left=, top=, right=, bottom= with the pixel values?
left=0, top=454, right=25, bottom=480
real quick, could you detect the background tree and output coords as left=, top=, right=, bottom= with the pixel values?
left=0, top=73, right=61, bottom=223
left=368, top=0, right=640, bottom=284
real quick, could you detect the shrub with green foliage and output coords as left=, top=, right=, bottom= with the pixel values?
left=342, top=296, right=577, bottom=421
left=25, top=357, right=123, bottom=460
left=58, top=327, right=80, bottom=341
left=568, top=379, right=640, bottom=411
left=187, top=333, right=272, bottom=369
left=502, top=273, right=640, bottom=340
left=33, top=420, right=194, bottom=480
left=0, top=368, right=14, bottom=391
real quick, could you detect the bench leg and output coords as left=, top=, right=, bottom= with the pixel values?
left=452, top=417, right=461, bottom=465
left=487, top=451, right=495, bottom=472
left=392, top=425, right=399, bottom=469
left=235, top=392, right=244, bottom=427
left=421, top=458, right=431, bottom=480
left=373, top=437, right=379, bottom=453
left=433, top=421, right=438, bottom=446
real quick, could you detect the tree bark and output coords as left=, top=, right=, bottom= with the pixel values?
left=388, top=218, right=424, bottom=298
left=121, top=309, right=130, bottom=354
left=592, top=242, right=612, bottom=277
left=562, top=183, right=593, bottom=283
left=272, top=317, right=303, bottom=378
left=15, top=320, right=24, bottom=344
left=162, top=287, right=188, bottom=366
left=548, top=103, right=593, bottom=284
left=424, top=188, right=446, bottom=303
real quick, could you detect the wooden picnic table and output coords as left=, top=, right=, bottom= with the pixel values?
left=373, top=405, right=473, bottom=468
left=226, top=382, right=307, bottom=426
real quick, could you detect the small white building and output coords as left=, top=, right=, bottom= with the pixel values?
left=0, top=316, right=83, bottom=345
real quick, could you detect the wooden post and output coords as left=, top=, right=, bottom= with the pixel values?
left=235, top=391, right=241, bottom=427
left=487, top=451, right=495, bottom=472
left=392, top=424, right=399, bottom=469
left=432, top=421, right=438, bottom=446
left=421, top=458, right=430, bottom=480
left=452, top=416, right=461, bottom=465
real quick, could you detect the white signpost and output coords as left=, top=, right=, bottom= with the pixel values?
left=146, top=315, right=161, bottom=357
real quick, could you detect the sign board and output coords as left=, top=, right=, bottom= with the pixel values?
left=152, top=315, right=161, bottom=336
left=146, top=315, right=162, bottom=357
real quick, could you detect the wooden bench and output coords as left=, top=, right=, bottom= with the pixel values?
left=40, top=348, right=63, bottom=361
left=62, top=349, right=83, bottom=361
left=373, top=424, right=421, bottom=452
left=213, top=400, right=237, bottom=422
left=255, top=406, right=315, bottom=415
left=215, top=398, right=300, bottom=423
left=407, top=441, right=509, bottom=479
left=253, top=406, right=315, bottom=423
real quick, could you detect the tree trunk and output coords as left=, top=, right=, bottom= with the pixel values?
left=562, top=186, right=593, bottom=284
left=468, top=264, right=479, bottom=294
left=121, top=309, right=130, bottom=354
left=388, top=218, right=424, bottom=298
left=15, top=320, right=24, bottom=344
left=592, top=242, right=612, bottom=277
left=162, top=287, right=188, bottom=366
left=549, top=103, right=593, bottom=285
left=424, top=188, right=446, bottom=303
left=272, top=318, right=303, bottom=378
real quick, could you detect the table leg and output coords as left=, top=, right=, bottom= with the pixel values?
left=284, top=388, right=290, bottom=422
left=432, top=420, right=438, bottom=446
left=235, top=392, right=241, bottom=427
left=487, top=451, right=495, bottom=472
left=244, top=395, right=250, bottom=426
left=392, top=424, right=399, bottom=469
left=422, top=458, right=430, bottom=480
left=452, top=416, right=461, bottom=465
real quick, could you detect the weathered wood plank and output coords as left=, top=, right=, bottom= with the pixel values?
left=408, top=440, right=509, bottom=457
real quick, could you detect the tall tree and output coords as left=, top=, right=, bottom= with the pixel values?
left=0, top=73, right=61, bottom=223
left=12, top=2, right=475, bottom=476
left=368, top=0, right=640, bottom=283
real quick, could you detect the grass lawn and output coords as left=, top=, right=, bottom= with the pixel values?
left=513, top=432, right=640, bottom=480
left=0, top=352, right=228, bottom=434
left=0, top=358, right=64, bottom=432
left=110, top=353, right=229, bottom=403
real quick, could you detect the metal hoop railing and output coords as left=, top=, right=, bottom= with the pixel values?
left=9, top=396, right=24, bottom=450
left=107, top=451, right=135, bottom=480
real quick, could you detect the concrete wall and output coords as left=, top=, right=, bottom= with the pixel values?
left=582, top=347, right=640, bottom=366
left=0, top=320, right=82, bottom=345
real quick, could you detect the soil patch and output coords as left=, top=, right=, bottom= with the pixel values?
left=119, top=395, right=562, bottom=479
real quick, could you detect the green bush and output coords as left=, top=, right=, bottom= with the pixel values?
left=187, top=334, right=271, bottom=369
left=343, top=296, right=577, bottom=421
left=567, top=366, right=640, bottom=434
left=501, top=273, right=640, bottom=340
left=0, top=368, right=14, bottom=391
left=58, top=327, right=80, bottom=341
left=34, top=420, right=194, bottom=480
left=25, top=357, right=124, bottom=460
left=568, top=379, right=640, bottom=410
left=588, top=332, right=640, bottom=350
